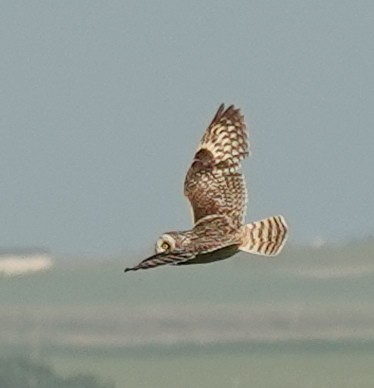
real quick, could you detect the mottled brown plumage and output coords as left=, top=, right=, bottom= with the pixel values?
left=125, top=104, right=287, bottom=273
left=184, top=104, right=249, bottom=226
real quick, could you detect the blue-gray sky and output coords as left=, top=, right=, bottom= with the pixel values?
left=1, top=1, right=373, bottom=256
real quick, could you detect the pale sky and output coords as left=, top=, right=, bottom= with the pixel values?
left=1, top=1, right=373, bottom=256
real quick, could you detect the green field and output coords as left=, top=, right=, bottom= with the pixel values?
left=52, top=347, right=374, bottom=388
left=1, top=241, right=374, bottom=387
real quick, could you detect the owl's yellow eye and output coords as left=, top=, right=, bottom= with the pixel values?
left=161, top=242, right=170, bottom=250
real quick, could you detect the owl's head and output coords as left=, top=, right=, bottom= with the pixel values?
left=124, top=231, right=194, bottom=272
left=155, top=233, right=177, bottom=254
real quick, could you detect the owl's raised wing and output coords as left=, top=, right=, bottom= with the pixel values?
left=184, top=104, right=250, bottom=227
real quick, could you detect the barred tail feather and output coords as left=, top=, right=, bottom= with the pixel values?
left=239, top=215, right=288, bottom=256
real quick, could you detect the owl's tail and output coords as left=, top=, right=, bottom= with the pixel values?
left=239, top=215, right=288, bottom=256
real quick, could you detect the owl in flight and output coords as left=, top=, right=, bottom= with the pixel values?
left=125, top=104, right=287, bottom=272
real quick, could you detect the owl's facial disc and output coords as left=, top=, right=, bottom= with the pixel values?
left=155, top=234, right=176, bottom=254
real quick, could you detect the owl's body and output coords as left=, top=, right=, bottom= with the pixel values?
left=125, top=104, right=287, bottom=272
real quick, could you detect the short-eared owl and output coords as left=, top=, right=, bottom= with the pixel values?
left=125, top=104, right=287, bottom=272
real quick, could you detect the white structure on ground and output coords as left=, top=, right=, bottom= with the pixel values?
left=0, top=250, right=53, bottom=276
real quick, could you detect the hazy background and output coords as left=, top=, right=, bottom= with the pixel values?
left=1, top=1, right=373, bottom=258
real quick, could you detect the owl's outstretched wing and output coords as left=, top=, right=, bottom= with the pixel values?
left=184, top=104, right=250, bottom=227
